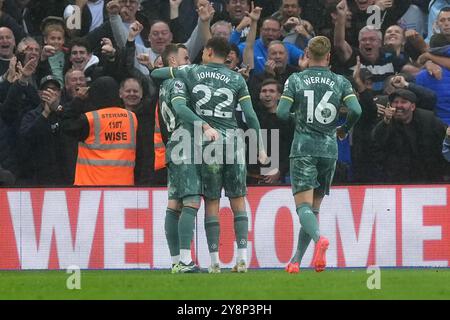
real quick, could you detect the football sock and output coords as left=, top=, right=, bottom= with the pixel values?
left=180, top=249, right=192, bottom=265
left=237, top=248, right=247, bottom=264
left=297, top=203, right=320, bottom=243
left=171, top=255, right=180, bottom=265
left=178, top=206, right=198, bottom=250
left=233, top=211, right=248, bottom=249
left=204, top=215, right=220, bottom=254
left=164, top=208, right=180, bottom=258
left=210, top=252, right=219, bottom=265
left=291, top=208, right=319, bottom=263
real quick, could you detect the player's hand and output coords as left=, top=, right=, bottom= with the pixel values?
left=263, top=168, right=280, bottom=184
left=298, top=53, right=309, bottom=70
left=202, top=124, right=219, bottom=141
left=446, top=127, right=450, bottom=138
left=106, top=0, right=120, bottom=16
left=336, top=126, right=347, bottom=141
left=258, top=150, right=269, bottom=165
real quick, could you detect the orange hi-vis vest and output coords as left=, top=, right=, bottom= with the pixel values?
left=154, top=103, right=166, bottom=171
left=75, top=107, right=138, bottom=185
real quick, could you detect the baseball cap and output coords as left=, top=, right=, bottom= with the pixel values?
left=359, top=68, right=373, bottom=81
left=388, top=89, right=417, bottom=104
left=39, top=75, right=62, bottom=90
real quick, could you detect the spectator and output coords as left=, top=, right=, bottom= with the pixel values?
left=109, top=0, right=212, bottom=75
left=19, top=75, right=72, bottom=185
left=83, top=0, right=151, bottom=56
left=62, top=68, right=88, bottom=104
left=435, top=6, right=450, bottom=43
left=12, top=36, right=40, bottom=88
left=211, top=20, right=233, bottom=39
left=371, top=88, right=448, bottom=183
left=40, top=20, right=67, bottom=85
left=247, top=78, right=293, bottom=184
left=64, top=0, right=111, bottom=38
left=238, top=17, right=304, bottom=75
left=351, top=56, right=384, bottom=182
left=248, top=40, right=300, bottom=108
left=212, top=0, right=251, bottom=43
left=0, top=54, right=39, bottom=180
left=415, top=33, right=450, bottom=124
left=272, top=0, right=315, bottom=41
left=348, top=0, right=412, bottom=45
left=0, top=0, right=26, bottom=42
left=65, top=37, right=103, bottom=83
left=118, top=77, right=166, bottom=185
left=62, top=76, right=138, bottom=185
left=0, top=27, right=15, bottom=78
left=426, top=0, right=450, bottom=42
left=334, top=1, right=408, bottom=93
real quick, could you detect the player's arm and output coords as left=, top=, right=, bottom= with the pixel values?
left=337, top=93, right=362, bottom=140
left=276, top=96, right=293, bottom=121
left=276, top=77, right=295, bottom=121
left=170, top=81, right=219, bottom=140
left=172, top=97, right=203, bottom=124
left=151, top=65, right=190, bottom=80
left=151, top=67, right=175, bottom=80
left=239, top=93, right=267, bottom=161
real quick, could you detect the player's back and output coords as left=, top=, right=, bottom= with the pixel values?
left=159, top=78, right=195, bottom=163
left=177, top=63, right=248, bottom=138
left=286, top=66, right=354, bottom=159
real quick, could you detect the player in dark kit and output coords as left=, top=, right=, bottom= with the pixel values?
left=159, top=44, right=219, bottom=273
left=277, top=36, right=362, bottom=273
left=152, top=37, right=266, bottom=273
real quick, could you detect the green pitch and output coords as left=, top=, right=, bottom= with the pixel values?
left=0, top=268, right=449, bottom=300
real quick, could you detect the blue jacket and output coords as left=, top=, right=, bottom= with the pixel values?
left=415, top=67, right=450, bottom=125
left=238, top=38, right=303, bottom=75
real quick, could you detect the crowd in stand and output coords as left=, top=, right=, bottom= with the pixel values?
left=0, top=0, right=449, bottom=187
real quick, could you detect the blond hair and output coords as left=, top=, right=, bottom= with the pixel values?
left=307, top=36, right=331, bottom=60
